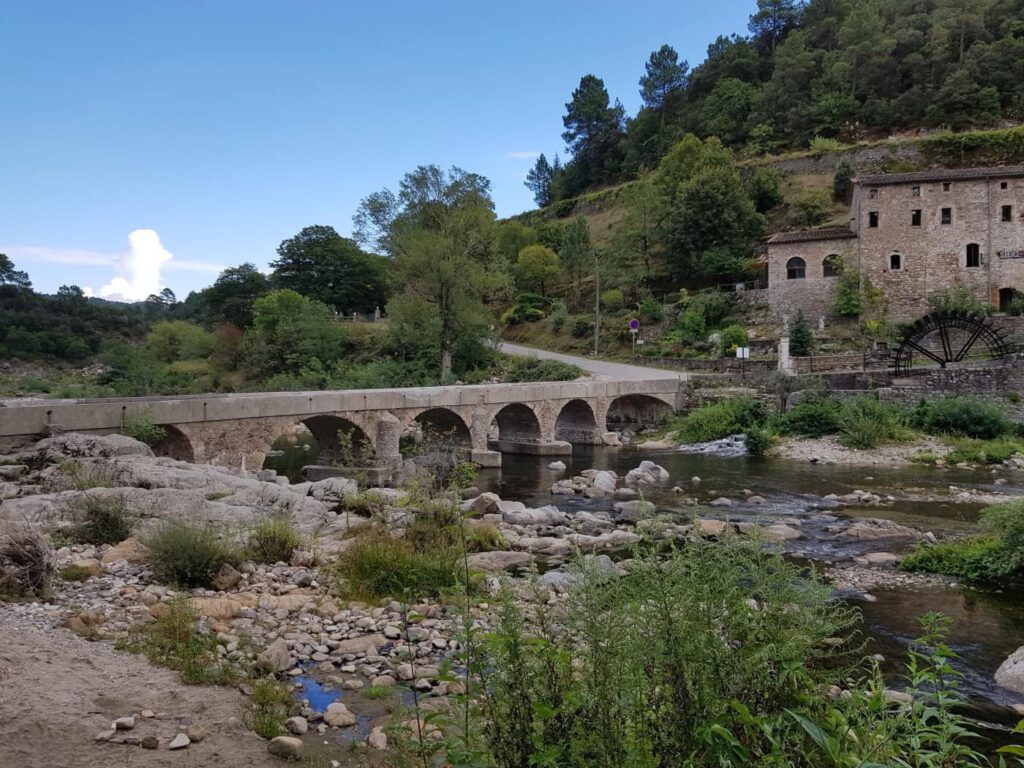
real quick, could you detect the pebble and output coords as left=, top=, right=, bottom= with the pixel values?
left=285, top=716, right=308, bottom=735
left=168, top=733, right=190, bottom=750
left=268, top=736, right=304, bottom=759
left=141, top=735, right=159, bottom=749
left=185, top=724, right=207, bottom=743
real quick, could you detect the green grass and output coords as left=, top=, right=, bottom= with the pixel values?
left=70, top=493, right=137, bottom=545
left=364, top=684, right=395, bottom=700
left=247, top=513, right=301, bottom=564
left=60, top=564, right=95, bottom=582
left=668, top=397, right=768, bottom=444
left=900, top=538, right=1006, bottom=582
left=142, top=520, right=240, bottom=588
left=944, top=436, right=1024, bottom=465
left=243, top=677, right=292, bottom=739
left=119, top=596, right=241, bottom=685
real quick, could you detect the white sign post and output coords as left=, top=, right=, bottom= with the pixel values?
left=629, top=319, right=640, bottom=355
left=736, top=346, right=750, bottom=378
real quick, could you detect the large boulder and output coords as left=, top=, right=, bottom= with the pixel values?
left=308, top=476, right=358, bottom=503
left=35, top=433, right=153, bottom=461
left=502, top=505, right=565, bottom=526
left=466, top=551, right=532, bottom=573
left=624, top=461, right=670, bottom=486
left=591, top=471, right=617, bottom=493
left=256, top=638, right=293, bottom=673
left=996, top=646, right=1024, bottom=695
left=612, top=500, right=656, bottom=522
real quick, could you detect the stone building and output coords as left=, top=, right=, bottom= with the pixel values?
left=765, top=165, right=1024, bottom=324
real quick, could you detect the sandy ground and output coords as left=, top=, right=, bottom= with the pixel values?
left=0, top=617, right=282, bottom=768
left=772, top=435, right=951, bottom=466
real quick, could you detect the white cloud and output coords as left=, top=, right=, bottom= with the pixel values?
left=5, top=232, right=227, bottom=301
left=506, top=150, right=542, bottom=160
left=97, top=229, right=173, bottom=302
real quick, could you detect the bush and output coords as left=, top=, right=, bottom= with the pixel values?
left=71, top=493, right=137, bottom=545
left=119, top=596, right=239, bottom=685
left=944, top=436, right=1024, bottom=464
left=671, top=397, right=768, bottom=444
left=837, top=396, right=906, bottom=449
left=809, top=135, right=841, bottom=152
left=243, top=678, right=292, bottom=739
left=247, top=513, right=301, bottom=564
left=547, top=300, right=568, bottom=331
left=600, top=289, right=625, bottom=311
left=143, top=521, right=239, bottom=588
left=638, top=295, right=664, bottom=324
left=503, top=357, right=581, bottom=383
left=900, top=538, right=1006, bottom=582
left=927, top=285, right=989, bottom=315
left=333, top=531, right=468, bottom=600
left=788, top=310, right=813, bottom=356
left=745, top=426, right=773, bottom=456
left=570, top=318, right=592, bottom=338
left=0, top=526, right=54, bottom=598
left=718, top=324, right=748, bottom=355
left=912, top=397, right=1012, bottom=439
left=123, top=408, right=167, bottom=446
left=775, top=395, right=842, bottom=438
left=979, top=499, right=1024, bottom=577
left=466, top=521, right=507, bottom=552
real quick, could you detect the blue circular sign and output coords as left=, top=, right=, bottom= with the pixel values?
left=629, top=318, right=640, bottom=330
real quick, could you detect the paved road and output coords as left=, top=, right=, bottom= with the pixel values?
left=500, top=342, right=682, bottom=381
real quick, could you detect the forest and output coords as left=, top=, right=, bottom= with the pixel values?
left=527, top=0, right=1024, bottom=205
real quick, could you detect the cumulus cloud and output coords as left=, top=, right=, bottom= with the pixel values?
left=97, top=229, right=174, bottom=301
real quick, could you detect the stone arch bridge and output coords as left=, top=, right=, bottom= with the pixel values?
left=0, top=379, right=681, bottom=470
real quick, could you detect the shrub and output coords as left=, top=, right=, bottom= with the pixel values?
left=927, top=285, right=989, bottom=315
left=788, top=310, right=813, bottom=356
left=570, top=318, right=592, bottom=338
left=119, top=596, right=239, bottom=685
left=900, top=537, right=1006, bottom=582
left=243, top=678, right=292, bottom=739
left=745, top=426, right=773, bottom=456
left=638, top=295, right=664, bottom=324
left=57, top=460, right=116, bottom=490
left=671, top=397, right=768, bottom=444
left=775, top=395, right=843, bottom=437
left=600, top=289, right=625, bottom=311
left=466, top=522, right=507, bottom=552
left=247, top=513, right=301, bottom=564
left=71, top=493, right=137, bottom=545
left=0, top=526, right=54, bottom=598
left=675, top=308, right=707, bottom=345
left=718, top=324, right=748, bottom=355
left=333, top=531, right=468, bottom=600
left=143, top=521, right=239, bottom=588
left=789, top=191, right=831, bottom=227
left=945, top=436, right=1024, bottom=464
left=837, top=396, right=906, bottom=449
left=503, top=357, right=581, bottom=383
left=912, top=397, right=1012, bottom=439
left=809, top=134, right=841, bottom=152
left=979, top=499, right=1024, bottom=577
left=122, top=408, right=167, bottom=446
left=547, top=300, right=568, bottom=331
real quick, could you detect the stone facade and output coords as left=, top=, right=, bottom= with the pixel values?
left=766, top=166, right=1024, bottom=323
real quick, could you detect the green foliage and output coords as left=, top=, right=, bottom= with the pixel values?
left=143, top=521, right=240, bottom=589
left=911, top=397, right=1012, bottom=439
left=979, top=499, right=1024, bottom=577
left=788, top=310, right=813, bottom=356
left=513, top=244, right=560, bottom=295
left=775, top=394, right=842, bottom=438
left=927, top=285, right=989, bottom=315
left=945, top=436, right=1024, bottom=465
left=119, top=596, right=240, bottom=685
left=459, top=539, right=860, bottom=767
left=638, top=295, right=664, bottom=324
left=570, top=318, right=592, bottom=338
left=599, top=288, right=624, bottom=311
left=502, top=293, right=548, bottom=325
left=808, top=135, right=840, bottom=153
left=547, top=300, right=568, bottom=331
left=832, top=259, right=863, bottom=317
left=744, top=166, right=783, bottom=213
left=745, top=426, right=774, bottom=456
left=146, top=320, right=215, bottom=362
left=57, top=460, right=116, bottom=490
left=332, top=530, right=468, bottom=601
left=788, top=190, right=831, bottom=227
left=501, top=356, right=581, bottom=383
left=465, top=522, right=507, bottom=553
left=719, top=323, right=748, bottom=355
left=70, top=493, right=137, bottom=545
left=832, top=161, right=853, bottom=202
left=837, top=396, right=907, bottom=449
left=122, top=408, right=167, bottom=446
left=243, top=678, right=292, bottom=739
left=671, top=397, right=768, bottom=443
left=247, top=514, right=301, bottom=565
left=920, top=125, right=1024, bottom=168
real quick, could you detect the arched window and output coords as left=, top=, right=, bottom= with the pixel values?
left=823, top=254, right=842, bottom=277
left=966, top=243, right=981, bottom=268
left=786, top=257, right=806, bottom=280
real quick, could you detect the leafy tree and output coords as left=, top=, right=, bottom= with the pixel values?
left=559, top=216, right=592, bottom=308
left=0, top=254, right=31, bottom=289
left=271, top=225, right=388, bottom=315
left=354, top=165, right=505, bottom=380
left=244, top=289, right=353, bottom=376
left=514, top=245, right=561, bottom=296
left=496, top=222, right=538, bottom=266
left=525, top=153, right=555, bottom=207
left=833, top=161, right=854, bottom=202
left=202, top=263, right=270, bottom=328
left=146, top=320, right=216, bottom=362
left=749, top=0, right=802, bottom=53
left=789, top=309, right=814, bottom=356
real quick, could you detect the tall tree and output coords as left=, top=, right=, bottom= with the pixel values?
left=0, top=254, right=31, bottom=289
left=559, top=216, right=592, bottom=309
left=271, top=225, right=388, bottom=315
left=748, top=0, right=802, bottom=53
left=354, top=166, right=505, bottom=380
left=562, top=75, right=626, bottom=191
left=513, top=245, right=561, bottom=296
left=525, top=153, right=555, bottom=207
left=639, top=44, right=689, bottom=111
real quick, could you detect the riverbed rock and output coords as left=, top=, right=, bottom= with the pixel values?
left=211, top=563, right=242, bottom=591
left=100, top=538, right=147, bottom=565
left=168, top=733, right=190, bottom=750
left=331, top=633, right=385, bottom=657
left=35, top=433, right=153, bottom=461
left=469, top=492, right=502, bottom=515
left=324, top=702, right=357, bottom=727
left=864, top=552, right=899, bottom=567
left=591, top=471, right=617, bottom=493
left=613, top=500, right=656, bottom=522
left=762, top=524, right=802, bottom=542
left=624, top=461, right=669, bottom=486
left=695, top=519, right=728, bottom=537
left=67, top=558, right=102, bottom=578
left=256, top=637, right=292, bottom=673
left=466, top=551, right=532, bottom=573
left=996, top=646, right=1024, bottom=694
left=308, top=476, right=358, bottom=502
left=268, top=736, right=304, bottom=759
left=502, top=505, right=565, bottom=526
left=709, top=497, right=733, bottom=508
left=367, top=726, right=388, bottom=750
left=285, top=716, right=308, bottom=735
left=840, top=519, right=920, bottom=541
left=548, top=461, right=567, bottom=471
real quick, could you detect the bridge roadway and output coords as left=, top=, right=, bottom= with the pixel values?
left=0, top=375, right=683, bottom=470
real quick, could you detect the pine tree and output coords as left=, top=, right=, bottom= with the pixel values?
left=525, top=154, right=554, bottom=207
left=789, top=309, right=813, bottom=356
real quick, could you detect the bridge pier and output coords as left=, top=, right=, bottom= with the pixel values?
left=487, top=439, right=573, bottom=456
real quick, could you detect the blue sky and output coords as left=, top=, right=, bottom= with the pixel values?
left=0, top=0, right=752, bottom=300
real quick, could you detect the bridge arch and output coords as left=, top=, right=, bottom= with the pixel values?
left=606, top=394, right=674, bottom=432
left=554, top=399, right=599, bottom=444
left=301, top=415, right=374, bottom=463
left=491, top=403, right=542, bottom=444
left=411, top=408, right=472, bottom=449
left=152, top=424, right=195, bottom=462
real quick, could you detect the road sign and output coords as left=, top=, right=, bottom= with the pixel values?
left=628, top=318, right=640, bottom=333
left=735, top=347, right=750, bottom=359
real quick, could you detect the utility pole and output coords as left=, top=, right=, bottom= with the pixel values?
left=593, top=249, right=600, bottom=356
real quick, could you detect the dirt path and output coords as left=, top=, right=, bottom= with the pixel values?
left=0, top=617, right=280, bottom=768
left=499, top=342, right=682, bottom=381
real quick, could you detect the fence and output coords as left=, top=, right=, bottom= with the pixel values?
left=789, top=351, right=891, bottom=374
left=641, top=356, right=777, bottom=375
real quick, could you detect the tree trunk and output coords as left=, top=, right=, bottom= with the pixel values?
left=441, top=345, right=452, bottom=382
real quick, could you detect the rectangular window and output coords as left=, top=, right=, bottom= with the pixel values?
left=966, top=244, right=981, bottom=268
left=869, top=189, right=879, bottom=199
left=869, top=211, right=879, bottom=228
left=1003, top=205, right=1013, bottom=222
left=912, top=186, right=921, bottom=197
left=1001, top=182, right=1008, bottom=190
left=943, top=182, right=951, bottom=191
left=911, top=209, right=922, bottom=226
left=941, top=207, right=952, bottom=225
left=890, top=254, right=902, bottom=270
